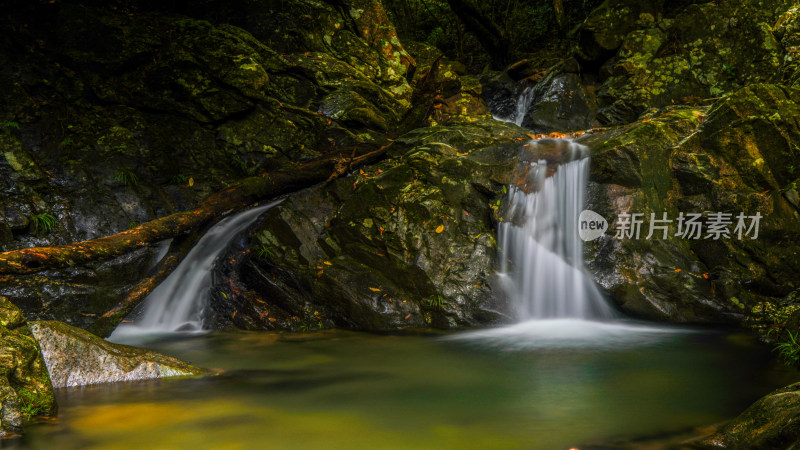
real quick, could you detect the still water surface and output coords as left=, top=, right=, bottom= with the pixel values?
left=19, top=326, right=798, bottom=449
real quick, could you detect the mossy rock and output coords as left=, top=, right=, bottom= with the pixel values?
left=579, top=85, right=800, bottom=326
left=691, top=382, right=800, bottom=449
left=0, top=297, right=56, bottom=438
left=574, top=0, right=793, bottom=125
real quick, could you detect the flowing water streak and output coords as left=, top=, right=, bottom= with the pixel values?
left=111, top=200, right=281, bottom=338
left=493, top=86, right=535, bottom=126
left=497, top=140, right=615, bottom=320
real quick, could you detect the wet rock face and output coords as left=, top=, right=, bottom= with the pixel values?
left=209, top=120, right=528, bottom=331
left=0, top=297, right=56, bottom=438
left=0, top=0, right=412, bottom=327
left=521, top=60, right=600, bottom=133
left=29, top=321, right=205, bottom=388
left=691, top=382, right=800, bottom=449
left=580, top=84, right=800, bottom=324
left=569, top=0, right=792, bottom=126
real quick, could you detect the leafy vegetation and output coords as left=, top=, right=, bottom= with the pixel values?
left=171, top=173, right=189, bottom=184
left=115, top=169, right=138, bottom=186
left=2, top=121, right=20, bottom=134
left=426, top=294, right=445, bottom=310
left=30, top=213, right=58, bottom=234
left=254, top=244, right=274, bottom=259
left=774, top=330, right=800, bottom=366
left=16, top=388, right=45, bottom=421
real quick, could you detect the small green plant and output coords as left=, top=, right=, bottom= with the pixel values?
left=115, top=169, right=138, bottom=186
left=255, top=244, right=273, bottom=259
left=774, top=330, right=800, bottom=366
left=2, top=121, right=19, bottom=135
left=17, top=388, right=45, bottom=421
left=30, top=213, right=57, bottom=234
left=426, top=294, right=445, bottom=310
left=175, top=18, right=212, bottom=28
left=789, top=165, right=795, bottom=175
left=232, top=155, right=248, bottom=172
left=722, top=64, right=737, bottom=81
left=171, top=173, right=189, bottom=184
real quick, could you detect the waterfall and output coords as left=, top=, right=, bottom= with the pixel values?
left=493, top=86, right=534, bottom=127
left=497, top=139, right=615, bottom=321
left=110, top=200, right=281, bottom=339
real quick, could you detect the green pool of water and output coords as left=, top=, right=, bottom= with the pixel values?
left=18, top=324, right=798, bottom=449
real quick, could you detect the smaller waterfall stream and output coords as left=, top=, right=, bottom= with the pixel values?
left=493, top=86, right=535, bottom=126
left=110, top=200, right=280, bottom=341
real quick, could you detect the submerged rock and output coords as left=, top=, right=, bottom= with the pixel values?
left=29, top=321, right=205, bottom=388
left=0, top=297, right=55, bottom=437
left=691, top=382, right=800, bottom=449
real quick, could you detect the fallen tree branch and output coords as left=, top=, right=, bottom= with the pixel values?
left=0, top=144, right=391, bottom=275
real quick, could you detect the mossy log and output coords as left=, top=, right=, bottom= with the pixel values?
left=0, top=145, right=390, bottom=276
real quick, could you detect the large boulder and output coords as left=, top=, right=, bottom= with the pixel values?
left=0, top=297, right=56, bottom=438
left=206, top=119, right=529, bottom=331
left=580, top=84, right=800, bottom=324
left=29, top=321, right=205, bottom=388
left=0, top=1, right=413, bottom=329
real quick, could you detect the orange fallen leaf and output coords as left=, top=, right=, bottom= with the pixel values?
left=323, top=261, right=332, bottom=266
left=435, top=224, right=444, bottom=233
left=702, top=273, right=709, bottom=279
left=269, top=317, right=277, bottom=322
left=369, top=287, right=381, bottom=292
left=404, top=314, right=412, bottom=320
left=232, top=311, right=237, bottom=319
left=188, top=177, right=194, bottom=187
left=674, top=269, right=682, bottom=272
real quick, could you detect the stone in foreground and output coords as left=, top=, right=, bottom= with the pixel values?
left=0, top=298, right=56, bottom=437
left=29, top=321, right=205, bottom=388
left=690, top=382, right=800, bottom=449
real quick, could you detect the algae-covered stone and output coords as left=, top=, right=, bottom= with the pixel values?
left=691, top=382, right=800, bottom=449
left=0, top=297, right=56, bottom=438
left=29, top=321, right=205, bottom=388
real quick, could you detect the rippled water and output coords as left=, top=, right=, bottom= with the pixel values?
left=19, top=329, right=797, bottom=449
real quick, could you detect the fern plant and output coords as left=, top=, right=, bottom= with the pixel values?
left=255, top=244, right=274, bottom=259
left=17, top=388, right=45, bottom=420
left=115, top=169, right=138, bottom=186
left=31, top=213, right=57, bottom=234
left=774, top=330, right=800, bottom=366
left=426, top=294, right=445, bottom=310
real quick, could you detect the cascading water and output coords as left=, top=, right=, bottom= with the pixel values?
left=497, top=139, right=616, bottom=320
left=493, top=86, right=535, bottom=127
left=110, top=200, right=281, bottom=341
left=448, top=139, right=683, bottom=349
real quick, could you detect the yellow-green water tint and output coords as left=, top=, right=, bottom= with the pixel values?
left=19, top=329, right=799, bottom=449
